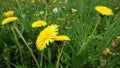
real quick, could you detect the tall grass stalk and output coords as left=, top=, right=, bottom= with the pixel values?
left=77, top=16, right=101, bottom=56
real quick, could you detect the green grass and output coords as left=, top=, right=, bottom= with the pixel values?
left=0, top=0, right=120, bottom=68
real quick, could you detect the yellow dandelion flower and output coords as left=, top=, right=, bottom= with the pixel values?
left=32, top=20, right=47, bottom=28
left=1, top=17, right=18, bottom=25
left=54, top=35, right=70, bottom=41
left=102, top=48, right=112, bottom=56
left=4, top=10, right=14, bottom=17
left=36, top=24, right=59, bottom=50
left=95, top=6, right=113, bottom=16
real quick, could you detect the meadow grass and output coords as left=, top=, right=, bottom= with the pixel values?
left=0, top=0, right=120, bottom=68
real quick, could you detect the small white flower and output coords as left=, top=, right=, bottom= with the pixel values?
left=53, top=7, right=59, bottom=13
left=39, top=11, right=44, bottom=15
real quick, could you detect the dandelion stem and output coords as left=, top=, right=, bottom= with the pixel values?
left=56, top=20, right=71, bottom=68
left=56, top=41, right=66, bottom=68
left=40, top=51, right=44, bottom=68
left=77, top=16, right=101, bottom=56
left=14, top=26, right=40, bottom=68
left=11, top=26, right=24, bottom=66
left=56, top=49, right=61, bottom=68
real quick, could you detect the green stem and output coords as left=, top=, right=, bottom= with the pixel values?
left=76, top=16, right=101, bottom=56
left=40, top=51, right=44, bottom=68
left=11, top=26, right=24, bottom=66
left=56, top=42, right=66, bottom=68
left=14, top=26, right=40, bottom=68
left=56, top=19, right=71, bottom=68
left=45, top=4, right=48, bottom=21
left=56, top=49, right=61, bottom=68
left=38, top=3, right=48, bottom=68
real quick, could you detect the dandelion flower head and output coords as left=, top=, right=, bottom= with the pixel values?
left=1, top=17, right=18, bottom=25
left=4, top=10, right=14, bottom=17
left=32, top=20, right=47, bottom=28
left=95, top=6, right=113, bottom=16
left=54, top=35, right=70, bottom=41
left=36, top=24, right=59, bottom=50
